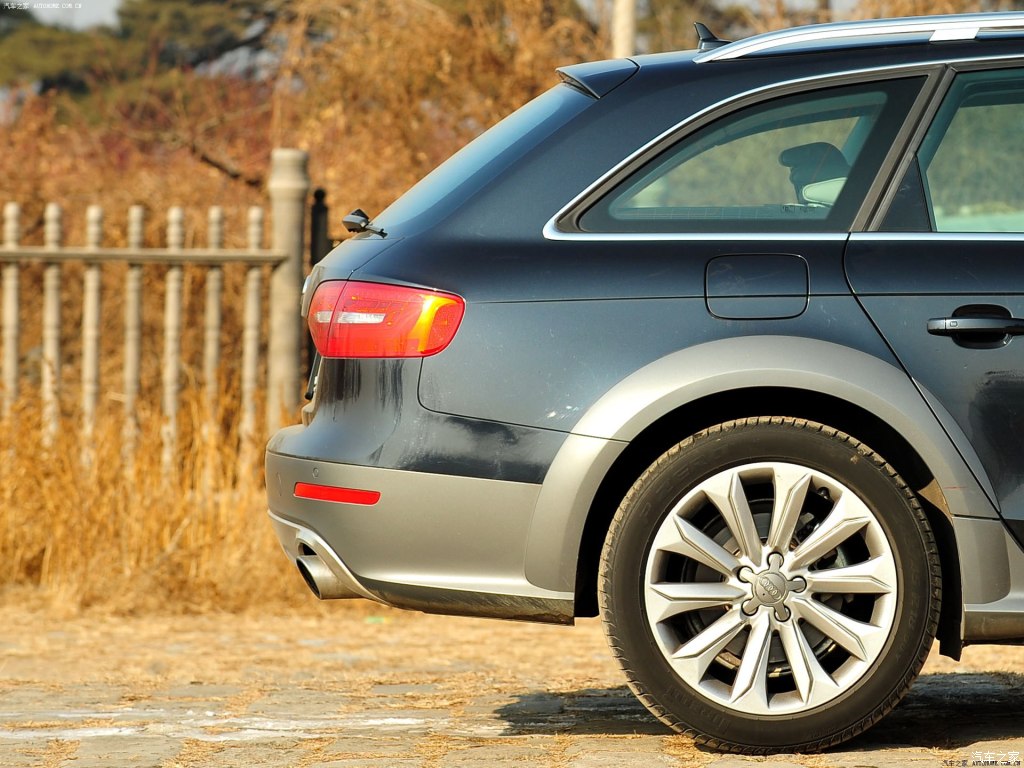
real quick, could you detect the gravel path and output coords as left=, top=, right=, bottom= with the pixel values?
left=1, top=604, right=1022, bottom=767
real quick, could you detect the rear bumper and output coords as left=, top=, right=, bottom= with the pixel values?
left=265, top=448, right=575, bottom=623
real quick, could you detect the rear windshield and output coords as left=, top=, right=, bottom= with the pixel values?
left=374, top=84, right=591, bottom=233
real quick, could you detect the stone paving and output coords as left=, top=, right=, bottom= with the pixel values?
left=0, top=604, right=1022, bottom=767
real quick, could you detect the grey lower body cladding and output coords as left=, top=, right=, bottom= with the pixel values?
left=265, top=449, right=574, bottom=623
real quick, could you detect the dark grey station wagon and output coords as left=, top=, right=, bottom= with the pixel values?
left=267, top=13, right=1024, bottom=752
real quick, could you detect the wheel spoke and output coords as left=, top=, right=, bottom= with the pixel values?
left=704, top=472, right=763, bottom=567
left=730, top=611, right=772, bottom=706
left=805, top=556, right=897, bottom=596
left=776, top=616, right=839, bottom=705
left=647, top=582, right=746, bottom=622
left=671, top=609, right=745, bottom=681
left=766, top=466, right=812, bottom=553
left=791, top=595, right=886, bottom=662
left=788, top=494, right=872, bottom=570
left=652, top=513, right=741, bottom=578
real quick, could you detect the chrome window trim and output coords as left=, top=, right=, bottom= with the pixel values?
left=695, top=13, right=1024, bottom=63
left=853, top=232, right=1024, bottom=242
left=543, top=54, right=1024, bottom=243
left=540, top=226, right=849, bottom=242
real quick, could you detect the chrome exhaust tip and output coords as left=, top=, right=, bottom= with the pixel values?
left=296, top=554, right=353, bottom=600
left=269, top=514, right=381, bottom=602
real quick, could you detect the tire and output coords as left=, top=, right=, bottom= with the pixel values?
left=599, top=417, right=940, bottom=754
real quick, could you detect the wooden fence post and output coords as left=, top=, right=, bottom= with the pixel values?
left=123, top=205, right=144, bottom=457
left=42, top=203, right=62, bottom=446
left=3, top=188, right=291, bottom=463
left=267, top=148, right=309, bottom=434
left=201, top=207, right=224, bottom=492
left=240, top=207, right=263, bottom=451
left=162, top=207, right=184, bottom=479
left=204, top=206, right=224, bottom=413
left=239, top=207, right=264, bottom=478
left=82, top=205, right=102, bottom=451
left=2, top=202, right=19, bottom=416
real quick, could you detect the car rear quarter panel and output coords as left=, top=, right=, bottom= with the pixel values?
left=520, top=335, right=1000, bottom=600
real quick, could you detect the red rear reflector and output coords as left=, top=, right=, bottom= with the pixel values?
left=293, top=482, right=381, bottom=506
left=308, top=280, right=465, bottom=358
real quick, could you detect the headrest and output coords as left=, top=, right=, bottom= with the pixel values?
left=779, top=142, right=850, bottom=186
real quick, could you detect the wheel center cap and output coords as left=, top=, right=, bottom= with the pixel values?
left=738, top=552, right=807, bottom=621
left=754, top=572, right=787, bottom=604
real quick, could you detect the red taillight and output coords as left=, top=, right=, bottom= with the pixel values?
left=307, top=280, right=465, bottom=358
left=293, top=482, right=381, bottom=505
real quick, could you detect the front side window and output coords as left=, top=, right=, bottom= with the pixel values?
left=885, top=68, right=1024, bottom=233
left=579, top=78, right=924, bottom=233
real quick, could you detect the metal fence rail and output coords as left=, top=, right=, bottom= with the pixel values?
left=0, top=148, right=310, bottom=470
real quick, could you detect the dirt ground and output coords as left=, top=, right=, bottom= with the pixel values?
left=1, top=601, right=1022, bottom=768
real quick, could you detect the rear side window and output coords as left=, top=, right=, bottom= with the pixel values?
left=375, top=84, right=591, bottom=233
left=579, top=78, right=924, bottom=233
left=905, top=68, right=1024, bottom=233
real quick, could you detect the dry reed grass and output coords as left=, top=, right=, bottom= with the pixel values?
left=0, top=381, right=315, bottom=615
left=0, top=0, right=598, bottom=613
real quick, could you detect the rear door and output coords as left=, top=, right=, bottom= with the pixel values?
left=847, top=65, right=1024, bottom=537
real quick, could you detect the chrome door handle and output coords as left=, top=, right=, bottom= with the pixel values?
left=927, top=316, right=1024, bottom=336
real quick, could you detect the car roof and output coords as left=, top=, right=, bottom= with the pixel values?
left=559, top=14, right=1024, bottom=103
left=695, top=12, right=1024, bottom=63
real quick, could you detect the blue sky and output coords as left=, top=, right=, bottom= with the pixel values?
left=29, top=0, right=120, bottom=29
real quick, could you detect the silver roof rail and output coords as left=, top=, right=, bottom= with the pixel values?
left=695, top=12, right=1024, bottom=63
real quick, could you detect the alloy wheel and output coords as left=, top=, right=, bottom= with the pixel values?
left=643, top=461, right=898, bottom=715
